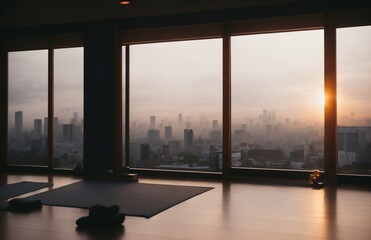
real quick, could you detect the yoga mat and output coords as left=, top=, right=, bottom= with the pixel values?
left=24, top=180, right=213, bottom=218
left=0, top=181, right=53, bottom=201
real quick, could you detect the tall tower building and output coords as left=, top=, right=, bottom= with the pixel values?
left=147, top=129, right=160, bottom=144
left=150, top=116, right=156, bottom=129
left=14, top=111, right=23, bottom=141
left=33, top=119, right=42, bottom=139
left=338, top=127, right=360, bottom=166
left=140, top=144, right=151, bottom=162
left=165, top=126, right=172, bottom=141
left=178, top=113, right=182, bottom=125
left=184, top=129, right=194, bottom=151
left=63, top=124, right=74, bottom=143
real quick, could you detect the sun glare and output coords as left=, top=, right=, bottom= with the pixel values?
left=319, top=91, right=325, bottom=110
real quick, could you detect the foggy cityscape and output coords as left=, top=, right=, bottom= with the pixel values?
left=8, top=109, right=371, bottom=174
left=6, top=27, right=371, bottom=175
left=8, top=111, right=83, bottom=168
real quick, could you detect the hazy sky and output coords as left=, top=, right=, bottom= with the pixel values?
left=8, top=48, right=83, bottom=130
left=54, top=48, right=84, bottom=124
left=337, top=26, right=371, bottom=124
left=129, top=39, right=222, bottom=124
left=7, top=26, right=371, bottom=131
left=231, top=30, right=324, bottom=124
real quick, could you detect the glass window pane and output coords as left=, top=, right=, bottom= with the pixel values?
left=8, top=50, right=48, bottom=166
left=231, top=30, right=324, bottom=170
left=337, top=26, right=371, bottom=175
left=130, top=39, right=222, bottom=172
left=54, top=47, right=84, bottom=169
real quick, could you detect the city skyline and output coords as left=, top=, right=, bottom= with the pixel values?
left=8, top=106, right=370, bottom=138
left=6, top=26, right=371, bottom=173
left=7, top=108, right=371, bottom=174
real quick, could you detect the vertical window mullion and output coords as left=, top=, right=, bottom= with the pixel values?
left=223, top=33, right=232, bottom=174
left=324, top=13, right=338, bottom=182
left=0, top=52, right=8, bottom=168
left=124, top=45, right=130, bottom=171
left=48, top=47, right=54, bottom=169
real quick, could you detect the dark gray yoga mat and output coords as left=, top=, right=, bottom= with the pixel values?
left=0, top=181, right=53, bottom=201
left=24, top=180, right=213, bottom=218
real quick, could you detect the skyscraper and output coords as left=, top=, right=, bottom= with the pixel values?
left=33, top=119, right=42, bottom=139
left=150, top=116, right=156, bottom=129
left=165, top=126, right=172, bottom=141
left=148, top=129, right=160, bottom=144
left=63, top=124, right=74, bottom=143
left=184, top=129, right=194, bottom=150
left=14, top=111, right=23, bottom=142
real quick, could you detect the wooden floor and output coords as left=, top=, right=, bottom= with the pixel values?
left=0, top=173, right=371, bottom=240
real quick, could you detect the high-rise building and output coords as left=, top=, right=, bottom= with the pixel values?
left=150, top=116, right=156, bottom=129
left=178, top=113, right=182, bottom=125
left=148, top=129, right=160, bottom=144
left=33, top=119, right=42, bottom=139
left=337, top=126, right=371, bottom=166
left=140, top=144, right=151, bottom=162
left=184, top=129, right=194, bottom=150
left=165, top=126, right=172, bottom=141
left=14, top=111, right=23, bottom=143
left=62, top=124, right=74, bottom=143
left=338, top=127, right=360, bottom=152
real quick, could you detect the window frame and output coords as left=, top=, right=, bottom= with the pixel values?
left=2, top=34, right=83, bottom=171
left=120, top=13, right=328, bottom=178
left=120, top=11, right=371, bottom=181
left=1, top=8, right=370, bottom=182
